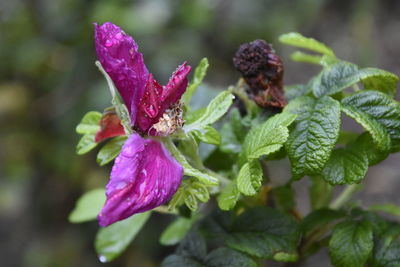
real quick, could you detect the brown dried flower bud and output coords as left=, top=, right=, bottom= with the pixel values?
left=233, top=39, right=287, bottom=109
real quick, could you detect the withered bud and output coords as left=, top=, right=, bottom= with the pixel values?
left=233, top=39, right=287, bottom=109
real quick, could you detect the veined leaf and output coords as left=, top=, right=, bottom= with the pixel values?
left=313, top=61, right=359, bottom=97
left=358, top=68, right=399, bottom=96
left=329, top=220, right=373, bottom=267
left=355, top=133, right=389, bottom=166
left=76, top=133, right=97, bottom=155
left=301, top=208, right=346, bottom=236
left=284, top=84, right=309, bottom=101
left=217, top=181, right=240, bottom=211
left=68, top=188, right=105, bottom=223
left=225, top=207, right=300, bottom=261
left=184, top=91, right=234, bottom=132
left=279, top=32, right=335, bottom=57
left=342, top=91, right=400, bottom=151
left=96, top=136, right=127, bottom=166
left=183, top=58, right=209, bottom=107
left=322, top=146, right=369, bottom=185
left=242, top=112, right=297, bottom=160
left=191, top=126, right=221, bottom=145
left=369, top=204, right=400, bottom=218
left=95, top=212, right=151, bottom=262
left=236, top=160, right=263, bottom=196
left=76, top=111, right=102, bottom=134
left=285, top=96, right=341, bottom=179
left=371, top=223, right=400, bottom=267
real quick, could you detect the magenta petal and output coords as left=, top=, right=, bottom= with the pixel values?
left=135, top=62, right=191, bottom=133
left=98, top=133, right=183, bottom=227
left=94, top=22, right=149, bottom=124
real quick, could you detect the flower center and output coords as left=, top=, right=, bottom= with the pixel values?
left=151, top=101, right=184, bottom=136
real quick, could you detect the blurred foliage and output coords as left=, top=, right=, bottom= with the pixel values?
left=0, top=0, right=399, bottom=266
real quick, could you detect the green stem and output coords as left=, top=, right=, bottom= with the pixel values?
left=329, top=184, right=361, bottom=209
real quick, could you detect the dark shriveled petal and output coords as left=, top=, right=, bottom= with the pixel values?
left=94, top=22, right=149, bottom=124
left=95, top=108, right=125, bottom=143
left=98, top=133, right=182, bottom=227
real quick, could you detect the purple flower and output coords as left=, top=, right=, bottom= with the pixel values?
left=94, top=22, right=191, bottom=227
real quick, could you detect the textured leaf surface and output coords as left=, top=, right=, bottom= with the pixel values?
left=76, top=111, right=102, bottom=134
left=69, top=188, right=105, bottom=223
left=329, top=220, right=373, bottom=267
left=184, top=91, right=234, bottom=132
left=217, top=182, right=240, bottom=211
left=279, top=32, right=335, bottom=57
left=237, top=161, right=263, bottom=196
left=192, top=126, right=221, bottom=145
left=285, top=96, right=341, bottom=179
left=313, top=61, right=359, bottom=97
left=95, top=212, right=151, bottom=262
left=225, top=207, right=300, bottom=261
left=342, top=91, right=400, bottom=151
left=322, top=147, right=368, bottom=185
left=371, top=224, right=400, bottom=267
left=358, top=68, right=399, bottom=96
left=96, top=136, right=127, bottom=166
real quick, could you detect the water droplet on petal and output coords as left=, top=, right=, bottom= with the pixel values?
left=105, top=40, right=113, bottom=47
left=145, top=104, right=157, bottom=118
left=99, top=255, right=107, bottom=263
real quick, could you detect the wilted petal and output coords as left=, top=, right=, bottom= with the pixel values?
left=135, top=62, right=191, bottom=133
left=95, top=108, right=125, bottom=143
left=98, top=133, right=182, bottom=227
left=94, top=22, right=149, bottom=123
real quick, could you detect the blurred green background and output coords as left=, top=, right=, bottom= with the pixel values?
left=1, top=0, right=399, bottom=266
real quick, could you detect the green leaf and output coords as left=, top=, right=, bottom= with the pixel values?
left=329, top=220, right=373, bottom=267
left=68, top=188, right=105, bottom=223
left=184, top=91, right=234, bottom=132
left=371, top=223, right=400, bottom=267
left=191, top=126, right=221, bottom=145
left=342, top=90, right=400, bottom=151
left=313, top=61, right=359, bottom=97
left=242, top=112, right=297, bottom=160
left=95, top=212, right=151, bottom=262
left=279, top=32, right=335, bottom=57
left=76, top=133, right=97, bottom=155
left=369, top=204, right=400, bottom=218
left=96, top=136, right=127, bottom=166
left=284, top=84, right=310, bottom=101
left=358, top=68, right=399, bottom=96
left=301, top=208, right=346, bottom=236
left=163, top=138, right=218, bottom=185
left=76, top=111, right=102, bottom=134
left=217, top=181, right=240, bottom=211
left=168, top=180, right=210, bottom=211
left=354, top=133, right=389, bottom=165
left=236, top=160, right=263, bottom=196
left=290, top=51, right=324, bottom=65
left=322, top=146, right=369, bottom=185
left=183, top=58, right=209, bottom=107
left=285, top=96, right=341, bottom=179
left=160, top=217, right=193, bottom=246
left=225, top=207, right=300, bottom=261
left=162, top=233, right=257, bottom=267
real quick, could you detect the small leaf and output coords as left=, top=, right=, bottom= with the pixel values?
left=184, top=91, right=234, bottom=132
left=290, top=51, right=324, bottom=65
left=217, top=182, right=240, bottom=211
left=279, top=32, right=335, bottom=57
left=76, top=133, right=97, bottom=155
left=354, top=133, right=389, bottom=166
left=205, top=247, right=258, bottom=267
left=329, top=220, right=373, bottom=267
left=95, top=212, right=151, bottom=262
left=285, top=96, right=341, bottom=179
left=192, top=126, right=221, bottom=145
left=236, top=160, right=263, bottom=196
left=183, top=58, right=209, bottom=107
left=242, top=112, right=297, bottom=160
left=284, top=84, right=309, bottom=101
left=358, top=67, right=399, bottom=96
left=225, top=207, right=300, bottom=261
left=322, top=146, right=368, bottom=185
left=168, top=179, right=210, bottom=211
left=160, top=217, right=193, bottom=246
left=301, top=208, right=346, bottom=236
left=371, top=223, right=400, bottom=267
left=163, top=139, right=218, bottom=185
left=342, top=90, right=400, bottom=151
left=369, top=204, right=400, bottom=218
left=68, top=188, right=105, bottom=223
left=313, top=61, right=359, bottom=97
left=76, top=111, right=102, bottom=134
left=96, top=136, right=127, bottom=166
